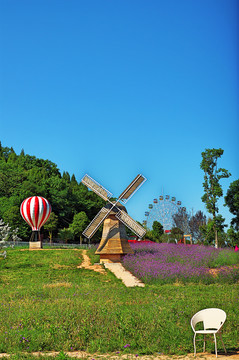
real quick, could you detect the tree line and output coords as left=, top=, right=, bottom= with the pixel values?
left=0, top=143, right=105, bottom=243
left=0, top=143, right=238, bottom=247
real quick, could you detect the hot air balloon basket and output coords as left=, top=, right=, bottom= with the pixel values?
left=29, top=231, right=42, bottom=249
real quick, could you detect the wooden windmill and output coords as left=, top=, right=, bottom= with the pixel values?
left=81, top=174, right=146, bottom=263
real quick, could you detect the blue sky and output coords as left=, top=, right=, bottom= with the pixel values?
left=0, top=0, right=238, bottom=228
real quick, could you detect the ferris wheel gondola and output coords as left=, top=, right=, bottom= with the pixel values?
left=144, top=194, right=185, bottom=232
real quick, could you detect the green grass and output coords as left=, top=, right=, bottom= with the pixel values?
left=211, top=249, right=239, bottom=268
left=0, top=248, right=238, bottom=357
left=87, top=247, right=100, bottom=264
left=0, top=352, right=85, bottom=360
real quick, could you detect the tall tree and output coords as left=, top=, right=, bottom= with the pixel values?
left=69, top=211, right=89, bottom=244
left=200, top=148, right=231, bottom=248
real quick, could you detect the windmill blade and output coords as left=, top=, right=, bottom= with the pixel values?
left=82, top=206, right=110, bottom=239
left=115, top=209, right=146, bottom=238
left=81, top=174, right=113, bottom=202
left=118, top=174, right=146, bottom=204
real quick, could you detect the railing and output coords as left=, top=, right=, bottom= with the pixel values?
left=1, top=241, right=95, bottom=249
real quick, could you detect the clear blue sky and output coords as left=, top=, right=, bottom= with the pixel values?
left=0, top=0, right=238, bottom=227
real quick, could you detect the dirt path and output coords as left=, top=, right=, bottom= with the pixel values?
left=1, top=350, right=239, bottom=359
left=77, top=249, right=106, bottom=274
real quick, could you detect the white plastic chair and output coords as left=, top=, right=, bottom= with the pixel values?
left=191, top=308, right=227, bottom=357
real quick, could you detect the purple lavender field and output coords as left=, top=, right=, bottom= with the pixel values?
left=123, top=243, right=239, bottom=284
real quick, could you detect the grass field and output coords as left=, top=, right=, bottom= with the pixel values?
left=0, top=246, right=238, bottom=359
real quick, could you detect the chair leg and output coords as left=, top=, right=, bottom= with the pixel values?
left=193, top=333, right=197, bottom=356
left=203, top=335, right=206, bottom=352
left=218, top=332, right=227, bottom=354
left=214, top=333, right=217, bottom=358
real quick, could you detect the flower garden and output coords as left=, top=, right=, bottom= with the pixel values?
left=123, top=243, right=239, bottom=284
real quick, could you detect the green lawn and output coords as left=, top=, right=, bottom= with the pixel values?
left=0, top=248, right=238, bottom=357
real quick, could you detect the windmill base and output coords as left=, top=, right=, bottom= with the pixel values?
left=29, top=241, right=42, bottom=250
left=99, top=254, right=123, bottom=263
left=95, top=207, right=134, bottom=264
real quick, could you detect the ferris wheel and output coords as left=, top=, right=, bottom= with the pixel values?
left=143, top=195, right=186, bottom=232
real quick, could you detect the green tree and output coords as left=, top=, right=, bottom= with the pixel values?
left=225, top=179, right=239, bottom=231
left=200, top=148, right=231, bottom=248
left=69, top=211, right=89, bottom=244
left=170, top=227, right=184, bottom=243
left=58, top=228, right=74, bottom=243
left=199, top=218, right=215, bottom=245
left=44, top=212, right=58, bottom=243
left=214, top=214, right=227, bottom=247
left=159, top=233, right=170, bottom=243
left=2, top=204, right=29, bottom=239
left=226, top=227, right=239, bottom=248
left=144, top=229, right=154, bottom=241
left=199, top=216, right=227, bottom=247
left=152, top=221, right=164, bottom=242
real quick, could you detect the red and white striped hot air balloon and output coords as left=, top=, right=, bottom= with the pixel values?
left=20, top=196, right=51, bottom=231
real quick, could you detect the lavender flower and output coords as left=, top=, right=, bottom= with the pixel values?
left=122, top=243, right=238, bottom=284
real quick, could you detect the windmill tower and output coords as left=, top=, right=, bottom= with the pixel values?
left=81, top=174, right=146, bottom=263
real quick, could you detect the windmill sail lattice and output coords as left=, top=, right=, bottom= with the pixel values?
left=82, top=206, right=110, bottom=239
left=82, top=175, right=113, bottom=201
left=118, top=174, right=146, bottom=203
left=81, top=174, right=146, bottom=262
left=115, top=210, right=146, bottom=238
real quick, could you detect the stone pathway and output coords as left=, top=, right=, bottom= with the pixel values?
left=78, top=250, right=145, bottom=287
left=104, top=262, right=145, bottom=287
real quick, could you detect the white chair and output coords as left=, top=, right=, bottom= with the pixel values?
left=191, top=308, right=227, bottom=357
